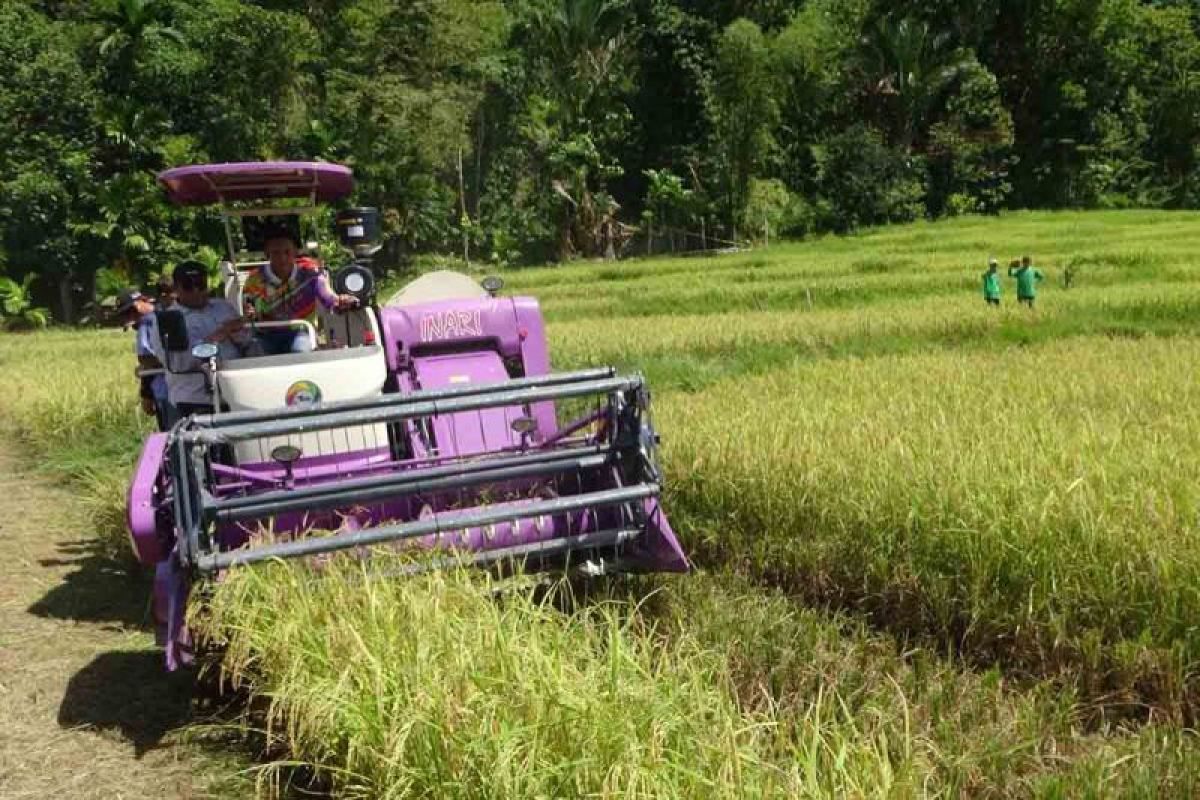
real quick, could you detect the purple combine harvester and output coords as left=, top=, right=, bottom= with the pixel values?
left=127, top=162, right=688, bottom=668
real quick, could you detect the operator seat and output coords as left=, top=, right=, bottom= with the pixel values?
left=220, top=261, right=244, bottom=310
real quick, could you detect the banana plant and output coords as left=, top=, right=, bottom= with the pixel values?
left=0, top=275, right=51, bottom=329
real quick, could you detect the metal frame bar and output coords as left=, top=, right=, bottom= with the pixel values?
left=540, top=407, right=605, bottom=449
left=187, top=374, right=639, bottom=444
left=211, top=444, right=608, bottom=522
left=198, top=482, right=657, bottom=572
left=379, top=526, right=641, bottom=578
left=196, top=367, right=618, bottom=428
left=221, top=206, right=318, bottom=218
left=170, top=366, right=657, bottom=575
left=171, top=437, right=195, bottom=566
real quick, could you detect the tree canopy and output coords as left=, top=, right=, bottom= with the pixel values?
left=4, top=0, right=1200, bottom=321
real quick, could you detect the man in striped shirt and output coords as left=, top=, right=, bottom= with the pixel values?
left=241, top=227, right=358, bottom=354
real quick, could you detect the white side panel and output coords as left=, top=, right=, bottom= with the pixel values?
left=217, top=346, right=389, bottom=463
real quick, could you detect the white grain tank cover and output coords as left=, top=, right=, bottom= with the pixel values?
left=384, top=270, right=490, bottom=307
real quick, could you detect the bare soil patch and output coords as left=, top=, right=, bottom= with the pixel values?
left=0, top=445, right=247, bottom=799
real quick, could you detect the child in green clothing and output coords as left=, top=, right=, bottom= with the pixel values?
left=982, top=258, right=1001, bottom=306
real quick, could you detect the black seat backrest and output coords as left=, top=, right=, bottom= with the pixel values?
left=155, top=309, right=190, bottom=353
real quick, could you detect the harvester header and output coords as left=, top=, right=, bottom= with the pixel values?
left=128, top=161, right=688, bottom=670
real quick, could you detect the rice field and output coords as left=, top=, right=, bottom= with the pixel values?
left=3, top=209, right=1200, bottom=796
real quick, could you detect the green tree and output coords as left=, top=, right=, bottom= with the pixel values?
left=0, top=2, right=101, bottom=322
left=711, top=18, right=777, bottom=239
left=855, top=15, right=975, bottom=150
left=93, top=0, right=183, bottom=92
left=814, top=125, right=925, bottom=231
left=926, top=58, right=1014, bottom=214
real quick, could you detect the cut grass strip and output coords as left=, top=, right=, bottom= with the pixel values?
left=494, top=209, right=1200, bottom=295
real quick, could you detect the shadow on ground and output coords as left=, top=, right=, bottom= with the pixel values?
left=28, top=537, right=149, bottom=628
left=33, top=534, right=329, bottom=793
left=32, top=536, right=196, bottom=757
left=58, top=649, right=196, bottom=757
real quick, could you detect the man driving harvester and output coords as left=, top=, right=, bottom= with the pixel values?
left=241, top=226, right=358, bottom=354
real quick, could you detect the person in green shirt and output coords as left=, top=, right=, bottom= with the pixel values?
left=982, top=257, right=1001, bottom=306
left=1009, top=254, right=1044, bottom=307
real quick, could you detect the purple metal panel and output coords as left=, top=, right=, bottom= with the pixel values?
left=127, top=433, right=168, bottom=565
left=157, top=162, right=354, bottom=206
left=379, top=298, right=524, bottom=372
left=638, top=498, right=689, bottom=572
left=513, top=298, right=557, bottom=436
left=412, top=351, right=524, bottom=456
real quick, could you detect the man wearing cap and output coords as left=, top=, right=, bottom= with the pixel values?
left=117, top=289, right=171, bottom=430
left=982, top=258, right=1002, bottom=307
left=155, top=274, right=176, bottom=310
left=153, top=261, right=249, bottom=420
left=241, top=227, right=357, bottom=355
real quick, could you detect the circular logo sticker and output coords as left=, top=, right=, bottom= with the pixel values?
left=285, top=380, right=322, bottom=407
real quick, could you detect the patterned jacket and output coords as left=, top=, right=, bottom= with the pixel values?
left=242, top=258, right=338, bottom=325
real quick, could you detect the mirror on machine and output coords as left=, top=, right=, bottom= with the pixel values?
left=511, top=416, right=538, bottom=435
left=191, top=342, right=220, bottom=360
left=270, top=444, right=303, bottom=465
left=481, top=275, right=504, bottom=297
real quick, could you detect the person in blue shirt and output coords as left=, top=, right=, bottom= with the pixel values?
left=116, top=288, right=171, bottom=430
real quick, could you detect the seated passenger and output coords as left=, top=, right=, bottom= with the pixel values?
left=154, top=261, right=249, bottom=421
left=115, top=288, right=170, bottom=431
left=242, top=227, right=357, bottom=354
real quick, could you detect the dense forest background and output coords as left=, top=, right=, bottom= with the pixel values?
left=3, top=0, right=1200, bottom=322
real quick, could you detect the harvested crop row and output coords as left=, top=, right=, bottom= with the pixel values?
left=534, top=268, right=1200, bottom=322
left=661, top=335, right=1200, bottom=716
left=517, top=247, right=1197, bottom=313
left=0, top=329, right=146, bottom=551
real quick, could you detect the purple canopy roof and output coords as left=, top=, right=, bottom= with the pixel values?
left=157, top=161, right=354, bottom=206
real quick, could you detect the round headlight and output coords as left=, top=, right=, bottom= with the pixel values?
left=334, top=264, right=375, bottom=300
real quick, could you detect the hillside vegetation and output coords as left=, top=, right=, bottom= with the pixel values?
left=7, top=1, right=1200, bottom=325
